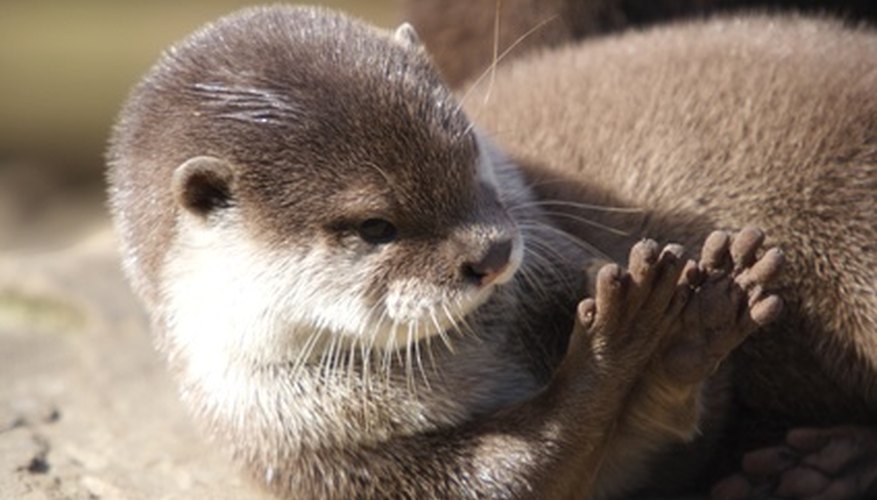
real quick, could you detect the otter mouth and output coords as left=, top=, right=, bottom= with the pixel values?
left=372, top=234, right=525, bottom=349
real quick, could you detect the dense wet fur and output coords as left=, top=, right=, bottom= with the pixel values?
left=464, top=14, right=877, bottom=495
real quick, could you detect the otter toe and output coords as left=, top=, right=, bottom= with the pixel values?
left=730, top=226, right=765, bottom=272
left=775, top=466, right=832, bottom=498
left=737, top=247, right=784, bottom=293
left=591, top=263, right=628, bottom=333
left=574, top=298, right=597, bottom=334
left=627, top=239, right=661, bottom=310
left=664, top=258, right=700, bottom=313
left=701, top=230, right=733, bottom=275
left=745, top=294, right=783, bottom=328
left=650, top=244, right=687, bottom=311
left=792, top=426, right=877, bottom=476
left=741, top=445, right=798, bottom=481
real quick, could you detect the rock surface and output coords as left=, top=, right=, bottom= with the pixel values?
left=0, top=227, right=271, bottom=499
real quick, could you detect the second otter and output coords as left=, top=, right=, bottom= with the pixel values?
left=463, top=13, right=877, bottom=498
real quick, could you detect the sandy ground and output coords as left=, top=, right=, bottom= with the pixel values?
left=0, top=228, right=271, bottom=499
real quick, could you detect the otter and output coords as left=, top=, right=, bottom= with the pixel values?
left=460, top=12, right=877, bottom=498
left=106, top=6, right=783, bottom=499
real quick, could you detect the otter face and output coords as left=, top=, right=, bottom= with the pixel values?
left=111, top=7, right=545, bottom=377
left=134, top=8, right=536, bottom=365
left=165, top=130, right=524, bottom=363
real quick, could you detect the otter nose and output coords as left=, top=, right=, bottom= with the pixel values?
left=462, top=239, right=513, bottom=286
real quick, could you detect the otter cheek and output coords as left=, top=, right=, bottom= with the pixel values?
left=385, top=278, right=441, bottom=323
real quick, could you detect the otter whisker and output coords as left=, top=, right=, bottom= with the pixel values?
left=515, top=252, right=554, bottom=301
left=343, top=302, right=371, bottom=389
left=358, top=296, right=386, bottom=383
left=359, top=338, right=371, bottom=394
left=456, top=11, right=559, bottom=140
left=435, top=304, right=458, bottom=353
left=522, top=236, right=574, bottom=273
left=425, top=311, right=447, bottom=381
left=413, top=325, right=431, bottom=391
left=511, top=200, right=644, bottom=214
left=522, top=245, right=578, bottom=298
left=333, top=329, right=347, bottom=378
left=525, top=210, right=633, bottom=237
left=522, top=230, right=584, bottom=277
left=481, top=0, right=502, bottom=107
left=443, top=300, right=468, bottom=340
left=367, top=305, right=393, bottom=391
left=394, top=328, right=408, bottom=375
left=456, top=13, right=560, bottom=114
left=451, top=298, right=482, bottom=342
left=332, top=331, right=345, bottom=378
left=518, top=222, right=611, bottom=262
left=319, top=329, right=337, bottom=380
left=346, top=336, right=360, bottom=390
left=291, top=327, right=326, bottom=384
left=440, top=305, right=463, bottom=348
left=383, top=318, right=402, bottom=382
left=405, top=321, right=416, bottom=394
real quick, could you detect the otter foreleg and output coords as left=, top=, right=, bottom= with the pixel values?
left=593, top=227, right=785, bottom=497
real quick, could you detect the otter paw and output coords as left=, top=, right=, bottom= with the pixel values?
left=711, top=426, right=877, bottom=500
left=573, top=239, right=690, bottom=366
left=661, top=227, right=784, bottom=385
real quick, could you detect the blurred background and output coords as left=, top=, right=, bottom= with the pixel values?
left=0, top=0, right=399, bottom=253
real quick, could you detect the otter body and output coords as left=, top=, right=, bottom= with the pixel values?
left=405, top=0, right=877, bottom=88
left=108, top=5, right=786, bottom=499
left=465, top=14, right=877, bottom=496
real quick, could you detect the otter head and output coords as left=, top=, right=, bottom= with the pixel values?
left=118, top=7, right=528, bottom=368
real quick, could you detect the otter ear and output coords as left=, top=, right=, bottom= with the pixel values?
left=393, top=22, right=422, bottom=49
left=172, top=156, right=236, bottom=219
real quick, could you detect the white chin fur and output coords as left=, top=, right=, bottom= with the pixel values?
left=381, top=278, right=486, bottom=345
left=160, top=217, right=511, bottom=378
left=161, top=219, right=373, bottom=374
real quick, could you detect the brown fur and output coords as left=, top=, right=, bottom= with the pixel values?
left=106, top=5, right=787, bottom=498
left=464, top=13, right=877, bottom=493
left=403, top=0, right=877, bottom=88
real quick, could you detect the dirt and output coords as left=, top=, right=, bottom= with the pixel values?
left=0, top=228, right=272, bottom=500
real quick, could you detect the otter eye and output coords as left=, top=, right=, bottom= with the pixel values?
left=358, top=218, right=397, bottom=245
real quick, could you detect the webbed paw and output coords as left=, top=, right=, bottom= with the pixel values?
left=573, top=239, right=691, bottom=371
left=661, top=227, right=784, bottom=385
